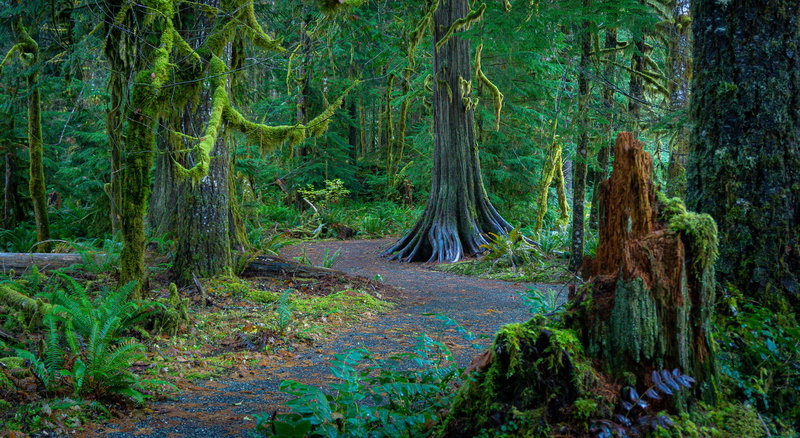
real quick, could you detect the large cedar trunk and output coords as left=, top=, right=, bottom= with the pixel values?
left=382, top=0, right=511, bottom=263
left=572, top=132, right=719, bottom=403
left=687, top=0, right=800, bottom=311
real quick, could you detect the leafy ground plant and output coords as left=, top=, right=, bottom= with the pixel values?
left=254, top=322, right=469, bottom=437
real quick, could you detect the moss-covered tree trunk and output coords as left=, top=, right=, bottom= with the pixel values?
left=687, top=0, right=800, bottom=311
left=172, top=78, right=235, bottom=283
left=13, top=20, right=50, bottom=252
left=665, top=0, right=691, bottom=199
left=382, top=0, right=511, bottom=263
left=103, top=0, right=140, bottom=238
left=576, top=132, right=719, bottom=402
left=442, top=132, right=720, bottom=437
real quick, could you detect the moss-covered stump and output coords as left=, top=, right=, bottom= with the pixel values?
left=571, top=132, right=719, bottom=404
left=440, top=318, right=607, bottom=437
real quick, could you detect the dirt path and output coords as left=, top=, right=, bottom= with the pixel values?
left=92, top=239, right=567, bottom=437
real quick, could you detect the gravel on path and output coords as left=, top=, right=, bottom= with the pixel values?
left=89, top=239, right=567, bottom=438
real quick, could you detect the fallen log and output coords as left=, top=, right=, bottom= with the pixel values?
left=0, top=252, right=345, bottom=279
left=240, top=255, right=347, bottom=278
left=0, top=252, right=92, bottom=273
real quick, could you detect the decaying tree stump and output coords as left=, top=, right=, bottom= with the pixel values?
left=440, top=132, right=719, bottom=437
left=571, top=132, right=719, bottom=403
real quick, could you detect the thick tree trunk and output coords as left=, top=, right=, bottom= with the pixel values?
left=687, top=0, right=800, bottom=311
left=574, top=132, right=719, bottom=403
left=382, top=0, right=511, bottom=263
left=171, top=5, right=236, bottom=284
left=173, top=109, right=234, bottom=283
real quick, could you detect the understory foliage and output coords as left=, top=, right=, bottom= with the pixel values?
left=254, top=317, right=475, bottom=437
left=0, top=273, right=166, bottom=404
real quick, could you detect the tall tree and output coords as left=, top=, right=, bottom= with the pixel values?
left=665, top=0, right=691, bottom=198
left=383, top=0, right=511, bottom=263
left=687, top=0, right=800, bottom=311
left=2, top=18, right=50, bottom=252
left=569, top=0, right=592, bottom=272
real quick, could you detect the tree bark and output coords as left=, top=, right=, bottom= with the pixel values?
left=382, top=0, right=511, bottom=263
left=570, top=7, right=591, bottom=272
left=687, top=0, right=800, bottom=311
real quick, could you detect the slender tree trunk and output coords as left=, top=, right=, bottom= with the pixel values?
left=383, top=0, right=511, bottom=263
left=688, top=0, right=800, bottom=311
left=665, top=0, right=691, bottom=198
left=14, top=20, right=50, bottom=252
left=3, top=149, right=15, bottom=229
left=103, top=0, right=138, bottom=237
left=628, top=12, right=646, bottom=135
left=570, top=8, right=591, bottom=271
left=589, top=28, right=617, bottom=230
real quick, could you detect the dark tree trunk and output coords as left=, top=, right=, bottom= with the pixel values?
left=574, top=132, right=719, bottom=403
left=570, top=8, right=591, bottom=272
left=589, top=28, right=617, bottom=230
left=687, top=0, right=800, bottom=311
left=4, top=145, right=17, bottom=229
left=103, top=0, right=138, bottom=237
left=382, top=0, right=511, bottom=263
left=628, top=14, right=646, bottom=134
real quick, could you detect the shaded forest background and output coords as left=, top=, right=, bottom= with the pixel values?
left=0, top=0, right=798, bottom=436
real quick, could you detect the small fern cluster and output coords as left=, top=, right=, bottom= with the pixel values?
left=592, top=369, right=694, bottom=437
left=5, top=275, right=165, bottom=403
left=480, top=227, right=541, bottom=271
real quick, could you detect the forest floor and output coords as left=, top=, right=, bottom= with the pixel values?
left=84, top=238, right=568, bottom=437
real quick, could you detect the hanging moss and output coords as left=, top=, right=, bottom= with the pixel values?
left=659, top=192, right=719, bottom=272
left=316, top=0, right=364, bottom=14
left=459, top=76, right=478, bottom=111
left=475, top=44, right=503, bottom=131
left=435, top=3, right=486, bottom=52
left=534, top=145, right=561, bottom=237
left=226, top=107, right=307, bottom=152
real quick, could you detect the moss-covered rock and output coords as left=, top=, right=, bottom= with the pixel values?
left=440, top=318, right=603, bottom=437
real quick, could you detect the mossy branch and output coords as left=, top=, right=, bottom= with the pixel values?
left=173, top=56, right=228, bottom=181
left=226, top=107, right=307, bottom=154
left=317, top=0, right=365, bottom=15
left=307, top=81, right=361, bottom=138
left=0, top=43, right=24, bottom=71
left=435, top=3, right=486, bottom=52
left=475, top=44, right=503, bottom=130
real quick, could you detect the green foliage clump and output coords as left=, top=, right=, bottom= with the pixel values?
left=254, top=331, right=463, bottom=437
left=441, top=318, right=601, bottom=437
left=1, top=277, right=167, bottom=403
left=715, top=298, right=800, bottom=430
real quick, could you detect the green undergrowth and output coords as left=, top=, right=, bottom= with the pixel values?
left=432, top=227, right=573, bottom=284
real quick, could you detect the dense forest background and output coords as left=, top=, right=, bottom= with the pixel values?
left=0, top=0, right=798, bottom=436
